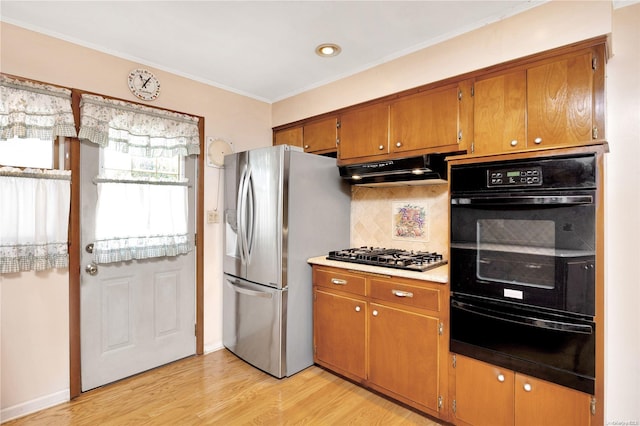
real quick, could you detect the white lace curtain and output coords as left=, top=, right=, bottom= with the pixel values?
left=92, top=180, right=190, bottom=264
left=0, top=76, right=76, bottom=274
left=0, top=75, right=77, bottom=141
left=78, top=93, right=200, bottom=157
left=0, top=168, right=71, bottom=273
left=78, top=94, right=200, bottom=264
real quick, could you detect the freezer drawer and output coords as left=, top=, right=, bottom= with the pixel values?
left=222, top=274, right=287, bottom=378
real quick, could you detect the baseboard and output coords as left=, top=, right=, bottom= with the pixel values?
left=204, top=342, right=224, bottom=354
left=0, top=389, right=69, bottom=423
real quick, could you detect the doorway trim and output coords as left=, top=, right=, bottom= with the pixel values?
left=68, top=89, right=205, bottom=398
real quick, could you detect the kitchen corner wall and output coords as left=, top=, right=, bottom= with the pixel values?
left=350, top=184, right=449, bottom=256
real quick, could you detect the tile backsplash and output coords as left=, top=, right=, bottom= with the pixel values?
left=350, top=184, right=449, bottom=256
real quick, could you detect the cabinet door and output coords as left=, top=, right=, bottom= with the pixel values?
left=274, top=127, right=303, bottom=147
left=303, top=117, right=337, bottom=153
left=527, top=51, right=594, bottom=148
left=515, top=374, right=592, bottom=426
left=369, top=303, right=440, bottom=411
left=313, top=289, right=366, bottom=380
left=338, top=103, right=389, bottom=161
left=454, top=355, right=514, bottom=426
left=389, top=85, right=460, bottom=154
left=473, top=70, right=527, bottom=155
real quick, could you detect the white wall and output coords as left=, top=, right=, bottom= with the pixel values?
left=273, top=0, right=639, bottom=423
left=604, top=2, right=640, bottom=422
left=0, top=21, right=272, bottom=421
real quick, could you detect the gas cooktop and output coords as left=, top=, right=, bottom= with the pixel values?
left=327, top=247, right=447, bottom=272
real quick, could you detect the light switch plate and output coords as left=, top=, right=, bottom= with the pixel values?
left=207, top=210, right=220, bottom=224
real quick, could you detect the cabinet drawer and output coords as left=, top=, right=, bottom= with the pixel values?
left=314, top=268, right=366, bottom=296
left=369, top=279, right=440, bottom=311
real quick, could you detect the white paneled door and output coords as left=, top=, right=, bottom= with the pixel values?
left=79, top=140, right=196, bottom=392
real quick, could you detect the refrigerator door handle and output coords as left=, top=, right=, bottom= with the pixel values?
left=238, top=165, right=251, bottom=263
left=225, top=278, right=274, bottom=299
left=245, top=166, right=255, bottom=259
left=236, top=167, right=244, bottom=262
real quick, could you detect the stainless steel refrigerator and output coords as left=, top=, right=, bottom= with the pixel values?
left=222, top=145, right=350, bottom=378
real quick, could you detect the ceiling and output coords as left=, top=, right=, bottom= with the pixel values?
left=0, top=1, right=626, bottom=103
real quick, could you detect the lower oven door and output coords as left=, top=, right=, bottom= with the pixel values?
left=450, top=295, right=595, bottom=394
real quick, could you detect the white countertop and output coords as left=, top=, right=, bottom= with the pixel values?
left=307, top=255, right=449, bottom=284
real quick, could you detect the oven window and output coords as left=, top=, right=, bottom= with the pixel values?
left=477, top=219, right=556, bottom=288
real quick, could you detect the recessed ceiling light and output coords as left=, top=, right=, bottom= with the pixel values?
left=315, top=43, right=341, bottom=57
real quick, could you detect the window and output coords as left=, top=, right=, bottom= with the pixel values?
left=0, top=137, right=54, bottom=169
left=100, top=146, right=183, bottom=182
left=0, top=75, right=76, bottom=273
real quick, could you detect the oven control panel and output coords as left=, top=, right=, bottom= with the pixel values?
left=487, top=166, right=543, bottom=187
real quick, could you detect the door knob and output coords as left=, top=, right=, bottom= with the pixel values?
left=85, top=243, right=94, bottom=254
left=85, top=262, right=98, bottom=276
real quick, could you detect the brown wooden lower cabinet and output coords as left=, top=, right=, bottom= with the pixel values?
left=312, top=265, right=449, bottom=420
left=451, top=354, right=593, bottom=426
left=368, top=302, right=440, bottom=412
left=313, top=289, right=366, bottom=381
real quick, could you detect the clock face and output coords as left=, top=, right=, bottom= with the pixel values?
left=128, top=69, right=161, bottom=101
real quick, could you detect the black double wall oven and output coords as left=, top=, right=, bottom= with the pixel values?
left=449, top=153, right=597, bottom=394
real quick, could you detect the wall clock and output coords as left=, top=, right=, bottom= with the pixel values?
left=127, top=68, right=161, bottom=101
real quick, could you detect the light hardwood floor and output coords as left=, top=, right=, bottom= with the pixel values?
left=5, top=349, right=443, bottom=425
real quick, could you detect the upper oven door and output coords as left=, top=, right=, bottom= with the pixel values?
left=450, top=189, right=596, bottom=316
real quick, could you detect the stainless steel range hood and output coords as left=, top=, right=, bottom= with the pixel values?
left=339, top=152, right=464, bottom=187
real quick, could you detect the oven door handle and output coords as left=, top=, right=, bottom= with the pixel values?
left=451, top=299, right=593, bottom=334
left=451, top=195, right=593, bottom=206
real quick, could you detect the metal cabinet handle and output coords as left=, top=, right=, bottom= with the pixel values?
left=378, top=145, right=385, bottom=150
left=331, top=278, right=347, bottom=286
left=497, top=374, right=505, bottom=383
left=372, top=310, right=379, bottom=317
left=355, top=306, right=361, bottom=312
left=85, top=243, right=94, bottom=254
left=396, top=141, right=402, bottom=148
left=534, top=137, right=543, bottom=144
left=392, top=289, right=414, bottom=298
left=523, top=383, right=532, bottom=392
left=85, top=262, right=98, bottom=276
left=525, top=264, right=542, bottom=269
left=304, top=144, right=309, bottom=149
left=510, top=140, right=518, bottom=147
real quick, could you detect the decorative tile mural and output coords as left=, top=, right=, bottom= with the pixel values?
left=392, top=201, right=428, bottom=242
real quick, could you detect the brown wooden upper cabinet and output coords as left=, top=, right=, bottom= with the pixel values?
left=338, top=80, right=472, bottom=165
left=472, top=45, right=605, bottom=155
left=274, top=38, right=606, bottom=162
left=274, top=126, right=303, bottom=148
left=302, top=116, right=338, bottom=154
left=273, top=116, right=338, bottom=154
left=337, top=102, right=390, bottom=162
left=389, top=81, right=470, bottom=155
